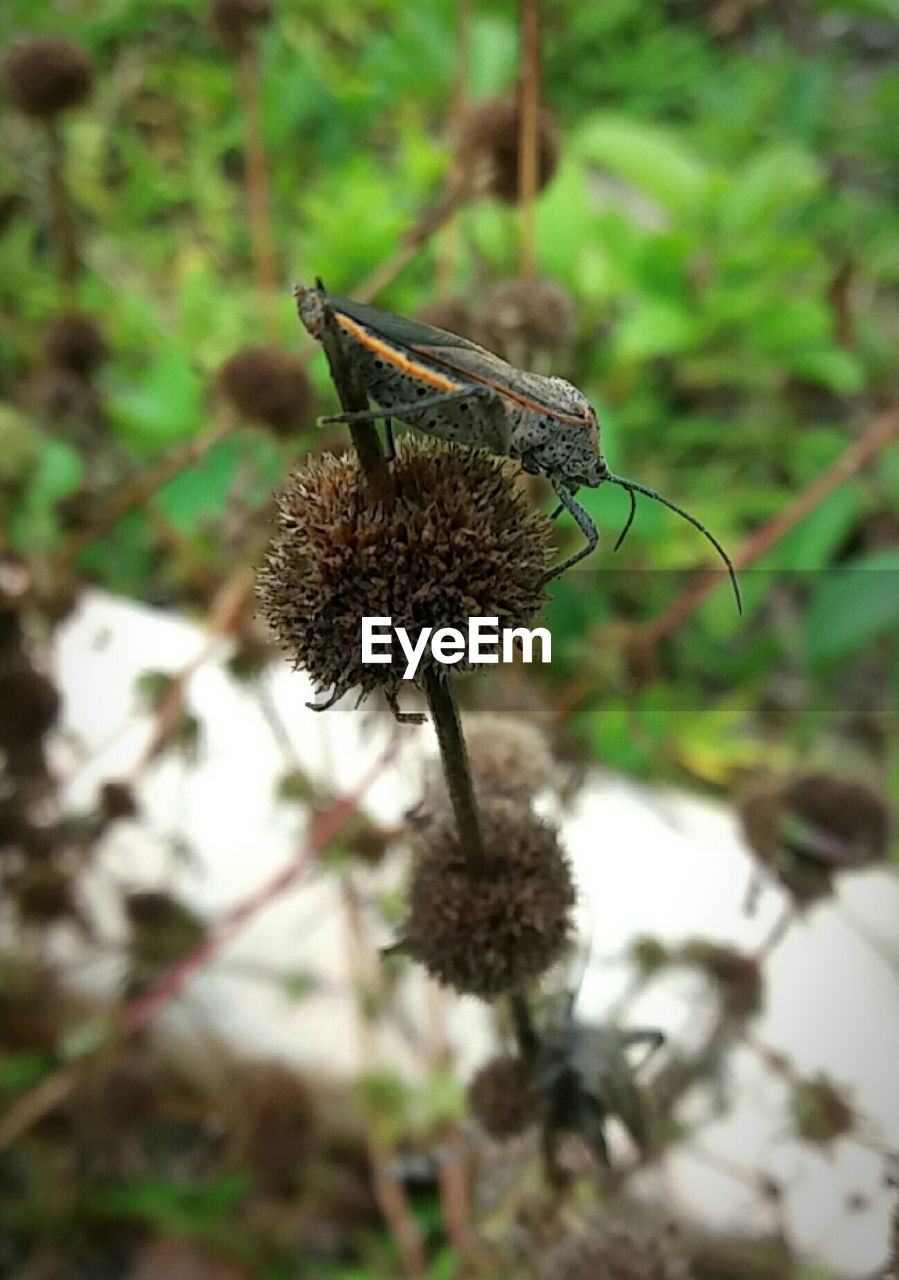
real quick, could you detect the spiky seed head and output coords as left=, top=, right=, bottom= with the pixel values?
left=425, top=712, right=554, bottom=808
left=257, top=439, right=551, bottom=711
left=457, top=94, right=560, bottom=204
left=678, top=941, right=763, bottom=1019
left=99, top=781, right=139, bottom=822
left=791, top=1074, right=855, bottom=1146
left=230, top=1061, right=317, bottom=1196
left=399, top=795, right=575, bottom=998
left=0, top=666, right=60, bottom=754
left=415, top=297, right=483, bottom=344
left=210, top=0, right=273, bottom=54
left=539, top=1220, right=692, bottom=1280
left=219, top=345, right=313, bottom=435
left=468, top=1055, right=535, bottom=1138
left=44, top=313, right=106, bottom=378
left=479, top=278, right=575, bottom=361
left=2, top=36, right=92, bottom=119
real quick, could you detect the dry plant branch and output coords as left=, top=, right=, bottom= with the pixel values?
left=47, top=119, right=78, bottom=306
left=518, top=0, right=540, bottom=280
left=235, top=41, right=278, bottom=333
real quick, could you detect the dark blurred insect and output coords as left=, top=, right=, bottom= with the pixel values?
left=296, top=281, right=741, bottom=609
left=532, top=978, right=665, bottom=1180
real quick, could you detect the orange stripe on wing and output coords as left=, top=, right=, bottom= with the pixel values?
left=415, top=349, right=588, bottom=428
left=336, top=315, right=463, bottom=393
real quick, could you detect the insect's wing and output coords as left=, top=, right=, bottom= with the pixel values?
left=329, top=294, right=488, bottom=354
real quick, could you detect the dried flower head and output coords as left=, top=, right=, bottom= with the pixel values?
left=399, top=796, right=575, bottom=998
left=2, top=36, right=92, bottom=119
left=479, top=278, right=575, bottom=362
left=230, top=1061, right=316, bottom=1196
left=99, top=780, right=139, bottom=822
left=210, top=0, right=273, bottom=54
left=791, top=1074, right=855, bottom=1147
left=678, top=941, right=763, bottom=1019
left=415, top=297, right=483, bottom=344
left=257, top=439, right=551, bottom=711
left=738, top=768, right=890, bottom=904
left=44, top=312, right=106, bottom=378
left=457, top=94, right=560, bottom=203
left=468, top=1054, right=535, bottom=1139
left=425, top=712, right=554, bottom=807
left=0, top=665, right=60, bottom=754
left=219, top=345, right=313, bottom=435
left=539, top=1219, right=692, bottom=1280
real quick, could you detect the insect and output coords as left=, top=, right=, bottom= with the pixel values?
left=296, top=281, right=741, bottom=610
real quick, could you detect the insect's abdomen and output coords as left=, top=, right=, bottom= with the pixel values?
left=350, top=338, right=502, bottom=449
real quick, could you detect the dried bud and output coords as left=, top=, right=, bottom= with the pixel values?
left=415, top=297, right=483, bottom=344
left=425, top=712, right=553, bottom=809
left=790, top=1074, right=854, bottom=1146
left=678, top=941, right=763, bottom=1019
left=457, top=94, right=560, bottom=204
left=0, top=665, right=60, bottom=754
left=219, top=345, right=313, bottom=435
left=539, top=1219, right=692, bottom=1280
left=630, top=935, right=670, bottom=977
left=2, top=36, right=92, bottom=119
left=99, top=780, right=139, bottom=822
left=44, top=312, right=106, bottom=378
left=257, top=440, right=551, bottom=711
left=230, top=1061, right=316, bottom=1196
left=468, top=1055, right=535, bottom=1138
left=479, top=278, right=575, bottom=363
left=399, top=796, right=575, bottom=998
left=210, top=0, right=273, bottom=54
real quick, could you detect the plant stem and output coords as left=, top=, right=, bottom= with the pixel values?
left=422, top=669, right=485, bottom=865
left=509, top=990, right=539, bottom=1059
left=46, top=119, right=78, bottom=307
left=518, top=0, right=540, bottom=280
left=235, top=42, right=277, bottom=333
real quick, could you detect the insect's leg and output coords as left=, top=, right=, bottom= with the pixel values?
left=540, top=483, right=600, bottom=586
left=383, top=417, right=396, bottom=462
left=577, top=1096, right=611, bottom=1168
left=318, top=384, right=493, bottom=427
left=549, top=502, right=564, bottom=520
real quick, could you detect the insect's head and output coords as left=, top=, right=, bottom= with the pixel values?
left=293, top=280, right=327, bottom=341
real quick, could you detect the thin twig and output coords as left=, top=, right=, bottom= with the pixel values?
left=0, top=737, right=399, bottom=1149
left=235, top=41, right=277, bottom=332
left=51, top=422, right=235, bottom=571
left=47, top=119, right=78, bottom=307
left=422, top=669, right=485, bottom=864
left=518, top=0, right=540, bottom=281
left=369, top=1149, right=429, bottom=1276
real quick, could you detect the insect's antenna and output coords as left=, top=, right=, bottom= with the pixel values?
left=613, top=488, right=637, bottom=552
left=605, top=472, right=743, bottom=614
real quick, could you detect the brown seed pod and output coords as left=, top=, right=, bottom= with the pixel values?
left=790, top=1074, right=855, bottom=1146
left=425, top=712, right=554, bottom=808
left=479, top=278, right=575, bottom=362
left=678, top=941, right=763, bottom=1019
left=539, top=1219, right=692, bottom=1280
left=210, top=0, right=273, bottom=55
left=44, top=312, right=106, bottom=378
left=219, top=345, right=314, bottom=436
left=0, top=665, right=60, bottom=754
left=99, top=780, right=139, bottom=822
left=414, top=297, right=483, bottom=345
left=468, top=1054, right=535, bottom=1139
left=456, top=94, right=560, bottom=204
left=2, top=36, right=92, bottom=119
left=229, top=1061, right=317, bottom=1196
left=399, top=795, right=575, bottom=998
left=257, top=439, right=551, bottom=711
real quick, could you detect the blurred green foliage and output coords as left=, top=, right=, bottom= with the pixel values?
left=1, top=0, right=897, bottom=795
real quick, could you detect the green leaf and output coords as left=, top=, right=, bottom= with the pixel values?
left=805, top=549, right=899, bottom=669
left=90, top=1175, right=247, bottom=1232
left=719, top=145, right=823, bottom=236
left=615, top=299, right=703, bottom=361
left=766, top=483, right=863, bottom=570
left=9, top=437, right=84, bottom=552
left=109, top=344, right=204, bottom=449
left=574, top=115, right=710, bottom=217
